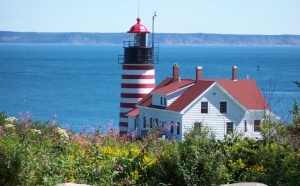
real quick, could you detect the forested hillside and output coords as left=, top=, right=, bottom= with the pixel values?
left=1, top=31, right=300, bottom=45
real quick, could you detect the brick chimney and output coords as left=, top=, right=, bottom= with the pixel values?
left=173, top=64, right=179, bottom=81
left=232, top=66, right=237, bottom=81
left=196, top=66, right=202, bottom=82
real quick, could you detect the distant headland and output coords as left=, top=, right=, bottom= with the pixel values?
left=1, top=31, right=300, bottom=45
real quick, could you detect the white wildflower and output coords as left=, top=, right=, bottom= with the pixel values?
left=31, top=129, right=42, bottom=135
left=5, top=117, right=17, bottom=124
left=57, top=127, right=69, bottom=139
left=4, top=124, right=15, bottom=129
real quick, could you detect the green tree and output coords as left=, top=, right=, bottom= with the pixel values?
left=292, top=99, right=300, bottom=133
left=0, top=111, right=7, bottom=125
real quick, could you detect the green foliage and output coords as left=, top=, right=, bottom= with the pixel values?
left=0, top=111, right=7, bottom=125
left=0, top=112, right=300, bottom=185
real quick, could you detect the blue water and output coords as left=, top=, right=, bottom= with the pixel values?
left=0, top=44, right=299, bottom=131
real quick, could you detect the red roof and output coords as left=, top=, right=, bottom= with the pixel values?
left=137, top=77, right=174, bottom=107
left=214, top=79, right=270, bottom=110
left=128, top=18, right=150, bottom=33
left=152, top=79, right=195, bottom=94
left=137, top=77, right=270, bottom=112
left=126, top=107, right=139, bottom=117
left=166, top=80, right=215, bottom=112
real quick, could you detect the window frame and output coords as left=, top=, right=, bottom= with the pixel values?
left=200, top=101, right=208, bottom=114
left=254, top=120, right=261, bottom=132
left=226, top=122, right=234, bottom=134
left=176, top=122, right=180, bottom=135
left=143, top=116, right=146, bottom=128
left=150, top=117, right=153, bottom=128
left=220, top=101, right=227, bottom=114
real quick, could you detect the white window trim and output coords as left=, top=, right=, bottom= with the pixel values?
left=219, top=100, right=228, bottom=114
left=200, top=101, right=209, bottom=114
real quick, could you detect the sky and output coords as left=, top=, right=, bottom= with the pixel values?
left=0, top=0, right=300, bottom=35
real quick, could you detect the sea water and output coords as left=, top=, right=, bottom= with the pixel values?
left=0, top=44, right=299, bottom=132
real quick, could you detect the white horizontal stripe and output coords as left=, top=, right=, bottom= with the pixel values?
left=119, top=117, right=128, bottom=123
left=121, top=88, right=154, bottom=94
left=122, top=69, right=155, bottom=76
left=121, top=79, right=155, bottom=84
left=119, top=108, right=133, bottom=113
left=120, top=98, right=142, bottom=103
left=119, top=126, right=127, bottom=131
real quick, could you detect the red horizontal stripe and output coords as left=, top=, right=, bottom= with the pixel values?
left=122, top=75, right=155, bottom=79
left=121, top=93, right=148, bottom=98
left=121, top=83, right=155, bottom=88
left=122, top=65, right=154, bottom=70
left=120, top=103, right=136, bottom=108
left=119, top=122, right=128, bottom=127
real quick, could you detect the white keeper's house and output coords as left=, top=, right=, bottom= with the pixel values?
left=126, top=64, right=278, bottom=141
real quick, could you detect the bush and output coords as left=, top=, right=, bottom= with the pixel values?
left=0, top=112, right=300, bottom=185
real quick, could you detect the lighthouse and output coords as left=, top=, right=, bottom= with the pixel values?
left=118, top=17, right=158, bottom=134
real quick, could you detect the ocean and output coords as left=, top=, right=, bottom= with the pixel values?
left=0, top=44, right=299, bottom=132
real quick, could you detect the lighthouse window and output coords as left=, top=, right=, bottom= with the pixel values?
left=134, top=34, right=140, bottom=46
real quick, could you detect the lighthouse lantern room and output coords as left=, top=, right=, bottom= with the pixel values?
left=118, top=17, right=158, bottom=134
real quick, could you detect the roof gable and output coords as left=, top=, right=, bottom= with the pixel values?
left=166, top=80, right=215, bottom=112
left=137, top=77, right=269, bottom=113
left=137, top=77, right=174, bottom=107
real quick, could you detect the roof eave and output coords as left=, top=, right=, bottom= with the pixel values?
left=178, top=82, right=215, bottom=114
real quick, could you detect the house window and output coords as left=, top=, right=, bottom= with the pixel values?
left=201, top=102, right=208, bottom=113
left=162, top=122, right=166, bottom=129
left=134, top=118, right=137, bottom=130
left=220, top=101, right=227, bottom=113
left=254, top=120, right=261, bottom=132
left=170, top=121, right=174, bottom=134
left=227, top=122, right=233, bottom=134
left=164, top=97, right=167, bottom=106
left=177, top=122, right=180, bottom=135
left=194, top=121, right=202, bottom=131
left=150, top=117, right=153, bottom=128
left=155, top=118, right=158, bottom=127
left=143, top=116, right=146, bottom=128
left=244, top=120, right=247, bottom=132
left=160, top=97, right=163, bottom=105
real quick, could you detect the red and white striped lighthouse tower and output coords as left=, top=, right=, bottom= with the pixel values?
left=118, top=17, right=158, bottom=134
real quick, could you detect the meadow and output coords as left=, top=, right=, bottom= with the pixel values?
left=0, top=108, right=299, bottom=186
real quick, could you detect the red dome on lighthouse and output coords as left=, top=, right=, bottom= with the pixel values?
left=128, top=18, right=150, bottom=33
